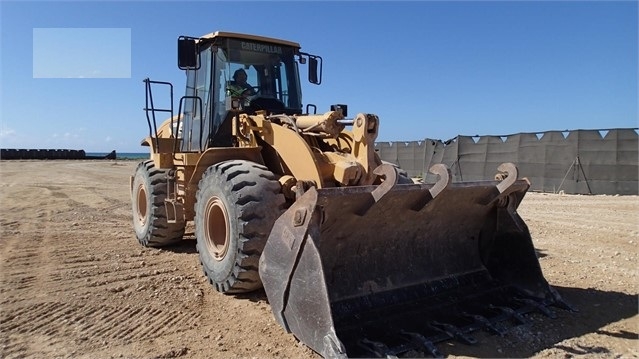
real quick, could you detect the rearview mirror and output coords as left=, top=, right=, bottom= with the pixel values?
left=177, top=37, right=198, bottom=70
left=308, top=55, right=322, bottom=85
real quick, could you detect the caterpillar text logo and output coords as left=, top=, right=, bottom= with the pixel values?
left=241, top=42, right=283, bottom=54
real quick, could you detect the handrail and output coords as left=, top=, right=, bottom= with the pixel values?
left=143, top=78, right=174, bottom=153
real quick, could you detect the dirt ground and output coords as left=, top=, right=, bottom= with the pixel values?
left=0, top=160, right=637, bottom=359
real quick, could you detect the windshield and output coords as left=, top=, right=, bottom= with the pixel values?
left=216, top=38, right=302, bottom=113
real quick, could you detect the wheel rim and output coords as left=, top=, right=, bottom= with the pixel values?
left=135, top=183, right=147, bottom=227
left=204, top=196, right=230, bottom=261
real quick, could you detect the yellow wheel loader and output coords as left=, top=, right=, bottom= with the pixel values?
left=131, top=31, right=572, bottom=358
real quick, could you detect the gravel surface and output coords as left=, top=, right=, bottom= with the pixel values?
left=1, top=160, right=637, bottom=358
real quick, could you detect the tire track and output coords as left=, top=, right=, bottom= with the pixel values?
left=1, top=301, right=201, bottom=349
left=2, top=335, right=68, bottom=359
left=0, top=275, right=36, bottom=293
left=0, top=172, right=141, bottom=314
left=0, top=241, right=42, bottom=304
left=2, top=212, right=188, bottom=298
left=0, top=337, right=27, bottom=359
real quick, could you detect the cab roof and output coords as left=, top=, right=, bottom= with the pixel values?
left=199, top=31, right=301, bottom=49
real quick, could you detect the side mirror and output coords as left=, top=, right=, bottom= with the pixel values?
left=308, top=55, right=322, bottom=85
left=177, top=37, right=198, bottom=70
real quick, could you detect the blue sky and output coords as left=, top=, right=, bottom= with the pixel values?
left=1, top=1, right=637, bottom=153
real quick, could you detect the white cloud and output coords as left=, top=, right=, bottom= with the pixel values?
left=57, top=132, right=80, bottom=139
left=0, top=128, right=16, bottom=138
left=33, top=28, right=131, bottom=79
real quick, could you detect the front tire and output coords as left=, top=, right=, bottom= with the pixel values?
left=131, top=160, right=185, bottom=247
left=195, top=160, right=285, bottom=294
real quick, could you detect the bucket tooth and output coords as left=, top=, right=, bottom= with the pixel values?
left=399, top=330, right=443, bottom=358
left=461, top=312, right=507, bottom=336
left=489, top=304, right=529, bottom=325
left=542, top=285, right=578, bottom=312
left=357, top=338, right=396, bottom=358
left=555, top=296, right=579, bottom=312
left=516, top=298, right=557, bottom=318
left=429, top=321, right=477, bottom=345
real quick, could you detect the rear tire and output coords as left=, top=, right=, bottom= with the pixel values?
left=195, top=160, right=284, bottom=294
left=131, top=160, right=185, bottom=247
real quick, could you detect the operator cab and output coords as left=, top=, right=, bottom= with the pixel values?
left=176, top=31, right=322, bottom=151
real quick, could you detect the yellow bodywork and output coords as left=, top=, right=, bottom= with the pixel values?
left=141, top=110, right=385, bottom=221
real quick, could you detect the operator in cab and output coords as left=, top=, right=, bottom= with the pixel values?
left=227, top=69, right=256, bottom=98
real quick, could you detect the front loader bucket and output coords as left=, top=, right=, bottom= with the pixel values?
left=259, top=163, right=571, bottom=358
